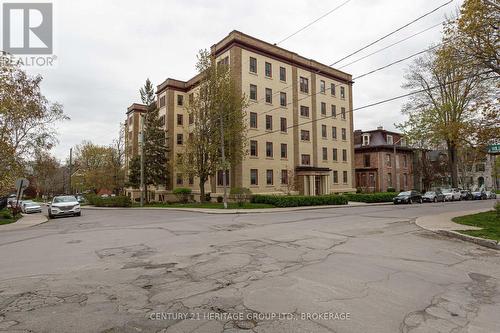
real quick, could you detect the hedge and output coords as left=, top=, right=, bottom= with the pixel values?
left=343, top=192, right=396, bottom=203
left=251, top=194, right=347, bottom=207
left=86, top=194, right=132, bottom=207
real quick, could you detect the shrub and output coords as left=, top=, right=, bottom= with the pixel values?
left=85, top=194, right=131, bottom=207
left=230, top=187, right=252, bottom=207
left=1, top=209, right=13, bottom=219
left=204, top=192, right=212, bottom=202
left=344, top=192, right=396, bottom=203
left=387, top=187, right=396, bottom=192
left=495, top=202, right=500, bottom=218
left=251, top=194, right=347, bottom=207
left=216, top=196, right=223, bottom=203
left=173, top=188, right=192, bottom=203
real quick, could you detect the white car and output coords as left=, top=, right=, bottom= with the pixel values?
left=441, top=188, right=461, bottom=201
left=22, top=201, right=42, bottom=214
left=485, top=191, right=497, bottom=199
left=48, top=195, right=81, bottom=219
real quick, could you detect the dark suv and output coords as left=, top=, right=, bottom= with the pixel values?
left=393, top=190, right=423, bottom=204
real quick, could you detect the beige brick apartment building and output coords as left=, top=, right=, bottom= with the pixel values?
left=125, top=31, right=355, bottom=200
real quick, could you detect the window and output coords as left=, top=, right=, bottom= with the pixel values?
left=265, top=62, right=272, bottom=77
left=320, top=80, right=326, bottom=93
left=177, top=133, right=183, bottom=145
left=476, top=164, right=485, bottom=172
left=333, top=171, right=338, bottom=183
left=364, top=154, right=370, bottom=167
left=387, top=135, right=393, bottom=144
left=266, top=115, right=273, bottom=130
left=217, top=57, right=229, bottom=67
left=177, top=114, right=183, bottom=125
left=159, top=115, right=165, bottom=126
left=176, top=173, right=183, bottom=185
left=300, top=105, right=310, bottom=117
left=340, top=86, right=345, bottom=99
left=342, top=149, right=347, bottom=162
left=300, top=77, right=309, bottom=93
left=250, top=112, right=257, bottom=128
left=280, top=92, right=287, bottom=107
left=280, top=143, right=287, bottom=158
left=250, top=169, right=258, bottom=185
left=387, top=173, right=392, bottom=187
left=321, top=102, right=326, bottom=115
left=250, top=84, right=257, bottom=100
left=281, top=170, right=288, bottom=184
left=333, top=148, right=338, bottom=161
left=341, top=107, right=346, bottom=119
left=266, top=170, right=274, bottom=185
left=322, top=147, right=328, bottom=161
left=159, top=96, right=165, bottom=107
left=250, top=140, right=258, bottom=156
left=188, top=113, right=193, bottom=125
left=401, top=138, right=407, bottom=146
left=403, top=174, right=408, bottom=189
left=369, top=173, right=375, bottom=187
left=341, top=128, right=347, bottom=140
left=343, top=171, right=348, bottom=184
left=386, top=154, right=392, bottom=167
left=280, top=117, right=287, bottom=132
left=279, top=66, right=286, bottom=81
left=331, top=105, right=337, bottom=118
left=331, top=83, right=336, bottom=96
left=217, top=170, right=230, bottom=186
left=189, top=93, right=194, bottom=105
left=177, top=95, right=184, bottom=106
left=332, top=126, right=337, bottom=139
left=362, top=134, right=370, bottom=146
left=265, top=88, right=272, bottom=104
left=300, top=130, right=310, bottom=141
left=249, top=57, right=257, bottom=73
left=266, top=142, right=273, bottom=157
left=322, top=124, right=327, bottom=138
left=301, top=154, right=311, bottom=165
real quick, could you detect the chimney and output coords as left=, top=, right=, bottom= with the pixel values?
left=377, top=126, right=383, bottom=131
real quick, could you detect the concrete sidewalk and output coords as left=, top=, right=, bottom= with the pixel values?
left=0, top=213, right=48, bottom=231
left=82, top=201, right=393, bottom=214
left=416, top=208, right=499, bottom=250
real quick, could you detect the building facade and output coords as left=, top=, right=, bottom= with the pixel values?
left=354, top=127, right=414, bottom=192
left=125, top=31, right=355, bottom=200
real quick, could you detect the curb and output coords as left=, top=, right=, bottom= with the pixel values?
left=81, top=202, right=393, bottom=214
left=436, top=230, right=500, bottom=250
left=0, top=213, right=48, bottom=231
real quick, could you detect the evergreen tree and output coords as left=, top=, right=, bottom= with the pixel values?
left=127, top=156, right=141, bottom=188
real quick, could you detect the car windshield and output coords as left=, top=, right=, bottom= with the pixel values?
left=442, top=189, right=451, bottom=193
left=425, top=192, right=435, bottom=195
left=25, top=202, right=37, bottom=207
left=398, top=191, right=411, bottom=196
left=53, top=196, right=77, bottom=203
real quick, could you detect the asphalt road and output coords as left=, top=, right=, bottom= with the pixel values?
left=0, top=200, right=498, bottom=333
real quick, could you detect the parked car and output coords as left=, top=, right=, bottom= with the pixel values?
left=75, top=195, right=86, bottom=204
left=442, top=188, right=461, bottom=201
left=460, top=190, right=473, bottom=201
left=21, top=201, right=42, bottom=214
left=48, top=195, right=81, bottom=219
left=471, top=190, right=487, bottom=200
left=393, top=190, right=423, bottom=204
left=422, top=191, right=445, bottom=203
left=485, top=191, right=497, bottom=199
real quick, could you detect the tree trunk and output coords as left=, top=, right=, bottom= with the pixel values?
left=199, top=179, right=206, bottom=203
left=447, top=141, right=459, bottom=188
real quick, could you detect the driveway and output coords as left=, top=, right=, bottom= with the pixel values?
left=0, top=200, right=498, bottom=332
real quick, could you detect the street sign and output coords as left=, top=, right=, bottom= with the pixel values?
left=487, top=144, right=500, bottom=154
left=15, top=178, right=29, bottom=192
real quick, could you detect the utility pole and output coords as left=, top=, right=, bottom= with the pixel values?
left=69, top=147, right=73, bottom=195
left=140, top=114, right=145, bottom=207
left=219, top=116, right=228, bottom=209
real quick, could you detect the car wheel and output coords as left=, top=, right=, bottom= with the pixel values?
left=409, top=199, right=412, bottom=204
left=433, top=197, right=437, bottom=203
left=419, top=198, right=423, bottom=204
left=48, top=214, right=54, bottom=219
left=76, top=212, right=81, bottom=217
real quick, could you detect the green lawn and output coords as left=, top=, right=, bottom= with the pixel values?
left=133, top=202, right=275, bottom=209
left=0, top=209, right=20, bottom=225
left=452, top=211, right=500, bottom=241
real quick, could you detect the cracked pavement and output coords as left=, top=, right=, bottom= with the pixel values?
left=0, top=200, right=499, bottom=332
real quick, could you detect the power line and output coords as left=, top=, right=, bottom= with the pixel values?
left=338, top=20, right=446, bottom=69
left=276, top=0, right=353, bottom=45
left=248, top=71, right=494, bottom=140
left=330, top=0, right=453, bottom=66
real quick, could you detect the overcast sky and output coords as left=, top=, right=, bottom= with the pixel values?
left=27, top=0, right=463, bottom=161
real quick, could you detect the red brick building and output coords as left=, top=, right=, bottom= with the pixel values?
left=354, top=127, right=414, bottom=192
